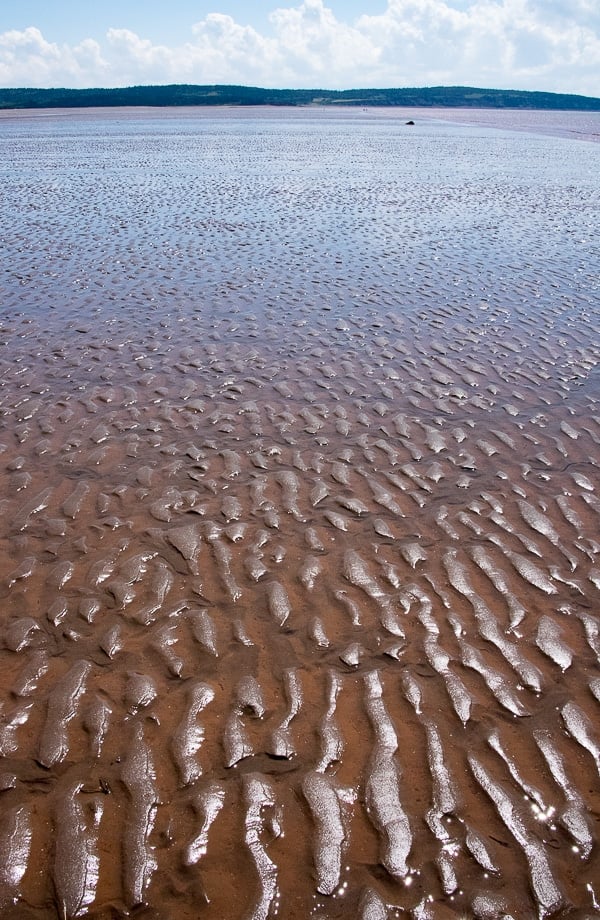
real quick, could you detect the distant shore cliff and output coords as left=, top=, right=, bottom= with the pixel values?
left=1, top=83, right=600, bottom=111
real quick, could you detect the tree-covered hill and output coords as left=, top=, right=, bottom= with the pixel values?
left=1, top=84, right=599, bottom=111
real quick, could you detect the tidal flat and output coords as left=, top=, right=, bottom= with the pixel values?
left=0, top=106, right=599, bottom=918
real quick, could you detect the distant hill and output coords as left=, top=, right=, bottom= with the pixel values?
left=1, top=84, right=599, bottom=111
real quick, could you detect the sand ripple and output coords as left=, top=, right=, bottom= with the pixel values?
left=0, top=107, right=599, bottom=919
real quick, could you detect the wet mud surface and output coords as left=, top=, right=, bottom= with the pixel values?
left=0, top=108, right=599, bottom=918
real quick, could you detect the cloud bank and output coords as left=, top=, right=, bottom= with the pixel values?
left=1, top=0, right=598, bottom=96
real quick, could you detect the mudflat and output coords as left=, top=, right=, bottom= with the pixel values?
left=0, top=107, right=599, bottom=919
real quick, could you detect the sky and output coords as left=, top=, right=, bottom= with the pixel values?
left=1, top=0, right=599, bottom=96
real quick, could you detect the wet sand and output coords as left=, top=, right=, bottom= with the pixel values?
left=0, top=108, right=599, bottom=919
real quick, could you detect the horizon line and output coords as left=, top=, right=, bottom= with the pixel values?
left=2, top=82, right=600, bottom=99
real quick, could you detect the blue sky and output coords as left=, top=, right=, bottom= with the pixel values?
left=1, top=0, right=598, bottom=95
left=4, top=1, right=388, bottom=44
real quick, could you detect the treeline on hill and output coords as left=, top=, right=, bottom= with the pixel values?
left=1, top=84, right=600, bottom=110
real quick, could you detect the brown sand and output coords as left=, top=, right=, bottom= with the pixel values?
left=0, top=108, right=599, bottom=919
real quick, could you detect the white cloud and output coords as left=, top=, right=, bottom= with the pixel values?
left=269, top=0, right=379, bottom=82
left=0, top=0, right=598, bottom=96
left=106, top=29, right=179, bottom=82
left=187, top=15, right=282, bottom=83
left=0, top=26, right=108, bottom=87
left=356, top=0, right=600, bottom=92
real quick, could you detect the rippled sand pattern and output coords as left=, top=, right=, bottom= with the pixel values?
left=1, top=108, right=599, bottom=919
